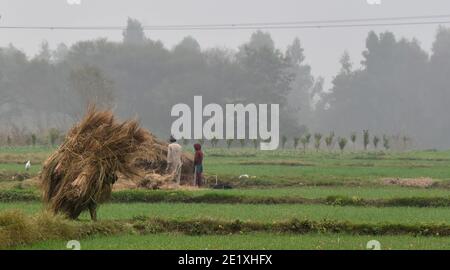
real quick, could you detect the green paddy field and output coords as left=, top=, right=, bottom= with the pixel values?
left=1, top=146, right=449, bottom=250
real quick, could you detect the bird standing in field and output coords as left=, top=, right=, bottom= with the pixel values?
left=25, top=160, right=31, bottom=171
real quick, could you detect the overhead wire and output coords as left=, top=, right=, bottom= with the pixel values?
left=0, top=14, right=450, bottom=31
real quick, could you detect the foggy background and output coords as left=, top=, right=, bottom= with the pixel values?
left=0, top=0, right=450, bottom=149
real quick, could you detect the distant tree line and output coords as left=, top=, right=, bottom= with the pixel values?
left=315, top=27, right=450, bottom=149
left=0, top=18, right=317, bottom=142
left=0, top=18, right=450, bottom=149
left=167, top=129, right=411, bottom=153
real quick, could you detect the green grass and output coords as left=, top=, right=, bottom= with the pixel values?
left=110, top=188, right=450, bottom=207
left=1, top=147, right=450, bottom=249
left=199, top=149, right=450, bottom=187
left=80, top=203, right=450, bottom=224
left=21, top=232, right=450, bottom=250
left=206, top=163, right=450, bottom=183
left=2, top=202, right=450, bottom=224
left=0, top=146, right=53, bottom=166
left=2, top=188, right=450, bottom=207
left=3, top=210, right=450, bottom=250
left=5, top=186, right=450, bottom=200
left=2, top=148, right=450, bottom=185
left=0, top=146, right=54, bottom=154
left=0, top=163, right=41, bottom=176
left=0, top=202, right=45, bottom=214
left=0, top=181, right=23, bottom=190
left=196, top=186, right=450, bottom=199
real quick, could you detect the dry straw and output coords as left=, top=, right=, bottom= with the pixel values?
left=40, top=106, right=193, bottom=219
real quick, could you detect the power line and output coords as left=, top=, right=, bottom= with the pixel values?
left=144, top=14, right=450, bottom=28
left=1, top=14, right=450, bottom=31
left=147, top=20, right=450, bottom=30
left=1, top=21, right=449, bottom=31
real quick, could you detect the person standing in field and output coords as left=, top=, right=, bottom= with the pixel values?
left=193, top=143, right=204, bottom=187
left=166, top=136, right=183, bottom=184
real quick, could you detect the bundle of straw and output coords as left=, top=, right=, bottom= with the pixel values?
left=136, top=140, right=194, bottom=184
left=41, top=107, right=159, bottom=219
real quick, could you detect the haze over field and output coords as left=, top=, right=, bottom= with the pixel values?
left=3, top=1, right=450, bottom=252
left=1, top=0, right=450, bottom=85
left=1, top=0, right=450, bottom=148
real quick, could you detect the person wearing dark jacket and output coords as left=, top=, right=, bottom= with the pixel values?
left=193, top=143, right=204, bottom=186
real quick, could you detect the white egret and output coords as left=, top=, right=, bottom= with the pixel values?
left=25, top=160, right=31, bottom=171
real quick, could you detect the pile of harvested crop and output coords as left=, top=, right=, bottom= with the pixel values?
left=40, top=106, right=159, bottom=220
left=135, top=141, right=194, bottom=185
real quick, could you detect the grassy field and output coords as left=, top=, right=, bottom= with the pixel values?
left=204, top=149, right=450, bottom=184
left=187, top=186, right=450, bottom=199
left=0, top=146, right=449, bottom=250
left=1, top=202, right=450, bottom=224
left=22, top=233, right=450, bottom=250
left=2, top=147, right=450, bottom=184
left=0, top=163, right=41, bottom=176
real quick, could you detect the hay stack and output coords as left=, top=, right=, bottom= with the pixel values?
left=41, top=107, right=159, bottom=219
left=136, top=140, right=194, bottom=185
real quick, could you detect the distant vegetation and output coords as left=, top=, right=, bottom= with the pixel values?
left=1, top=19, right=450, bottom=148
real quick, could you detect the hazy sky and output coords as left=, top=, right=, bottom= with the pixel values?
left=1, top=0, right=450, bottom=89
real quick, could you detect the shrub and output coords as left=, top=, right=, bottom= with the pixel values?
left=252, top=139, right=258, bottom=149
left=48, top=128, right=61, bottom=146
left=300, top=133, right=311, bottom=153
left=0, top=189, right=40, bottom=202
left=226, top=139, right=234, bottom=149
left=210, top=137, right=219, bottom=148
left=363, top=130, right=370, bottom=150
left=338, top=137, right=348, bottom=153
left=31, top=134, right=37, bottom=146
left=281, top=136, right=288, bottom=149
left=325, top=132, right=335, bottom=151
left=293, top=137, right=300, bottom=149
left=383, top=135, right=390, bottom=150
left=314, top=133, right=322, bottom=152
left=239, top=139, right=246, bottom=148
left=350, top=132, right=357, bottom=145
left=373, top=136, right=380, bottom=149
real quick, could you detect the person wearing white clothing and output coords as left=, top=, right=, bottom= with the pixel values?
left=166, top=136, right=183, bottom=184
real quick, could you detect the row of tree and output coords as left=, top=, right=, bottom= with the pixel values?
left=0, top=128, right=63, bottom=147
left=0, top=18, right=317, bottom=140
left=0, top=126, right=413, bottom=152
left=315, top=27, right=450, bottom=149
left=174, top=130, right=411, bottom=152
left=1, top=18, right=450, bottom=148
